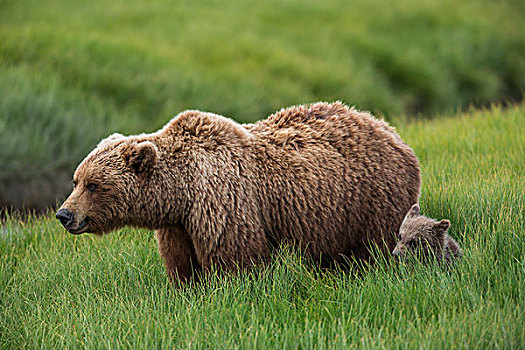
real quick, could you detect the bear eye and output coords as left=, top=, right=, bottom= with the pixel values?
left=86, top=183, right=98, bottom=192
left=72, top=180, right=77, bottom=189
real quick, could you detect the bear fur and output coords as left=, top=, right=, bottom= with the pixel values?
left=392, top=204, right=462, bottom=266
left=57, top=102, right=421, bottom=281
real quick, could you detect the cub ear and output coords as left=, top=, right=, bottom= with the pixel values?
left=406, top=203, right=421, bottom=218
left=123, top=141, right=158, bottom=173
left=434, top=219, right=451, bottom=232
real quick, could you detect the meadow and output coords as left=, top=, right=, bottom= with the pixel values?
left=1, top=104, right=523, bottom=349
left=1, top=0, right=524, bottom=347
left=1, top=0, right=524, bottom=209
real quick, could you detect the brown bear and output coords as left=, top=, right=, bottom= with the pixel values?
left=56, top=102, right=421, bottom=282
left=392, top=204, right=462, bottom=266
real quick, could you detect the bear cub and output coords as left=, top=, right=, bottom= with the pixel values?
left=392, top=204, right=462, bottom=266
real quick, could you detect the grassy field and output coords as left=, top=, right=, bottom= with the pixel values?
left=1, top=104, right=523, bottom=349
left=1, top=0, right=524, bottom=209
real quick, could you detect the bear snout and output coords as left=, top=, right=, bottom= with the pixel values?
left=56, top=209, right=90, bottom=234
left=56, top=208, right=74, bottom=228
left=391, top=245, right=406, bottom=259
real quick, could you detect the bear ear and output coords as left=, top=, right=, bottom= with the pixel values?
left=406, top=203, right=420, bottom=218
left=434, top=219, right=450, bottom=233
left=123, top=141, right=158, bottom=174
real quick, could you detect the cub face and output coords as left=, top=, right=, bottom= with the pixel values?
left=392, top=204, right=450, bottom=262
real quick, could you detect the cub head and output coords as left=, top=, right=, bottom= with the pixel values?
left=56, top=133, right=159, bottom=235
left=392, top=204, right=450, bottom=262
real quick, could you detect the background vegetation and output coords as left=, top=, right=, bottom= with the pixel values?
left=1, top=104, right=523, bottom=348
left=1, top=0, right=524, bottom=209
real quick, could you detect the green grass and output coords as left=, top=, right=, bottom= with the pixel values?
left=1, top=0, right=525, bottom=208
left=1, top=104, right=523, bottom=349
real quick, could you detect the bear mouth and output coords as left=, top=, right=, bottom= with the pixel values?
left=69, top=217, right=90, bottom=235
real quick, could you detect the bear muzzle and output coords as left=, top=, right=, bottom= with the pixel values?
left=56, top=208, right=73, bottom=227
left=391, top=244, right=406, bottom=259
left=56, top=208, right=90, bottom=234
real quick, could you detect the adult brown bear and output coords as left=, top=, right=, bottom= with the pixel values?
left=57, top=102, right=420, bottom=282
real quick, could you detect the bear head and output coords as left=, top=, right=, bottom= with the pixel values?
left=392, top=204, right=451, bottom=262
left=56, top=133, right=160, bottom=235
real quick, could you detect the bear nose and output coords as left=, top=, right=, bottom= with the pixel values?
left=392, top=249, right=401, bottom=258
left=56, top=209, right=74, bottom=228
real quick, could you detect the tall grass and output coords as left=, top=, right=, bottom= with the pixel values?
left=1, top=0, right=524, bottom=209
left=1, top=104, right=523, bottom=348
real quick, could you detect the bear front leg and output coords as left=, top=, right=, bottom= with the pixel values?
left=155, top=225, right=200, bottom=283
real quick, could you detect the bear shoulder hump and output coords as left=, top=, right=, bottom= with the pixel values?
left=161, top=110, right=251, bottom=143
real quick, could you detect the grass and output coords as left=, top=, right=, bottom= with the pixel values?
left=1, top=0, right=525, bottom=209
left=1, top=104, right=523, bottom=349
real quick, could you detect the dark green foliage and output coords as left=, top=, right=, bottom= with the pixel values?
left=1, top=0, right=524, bottom=208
